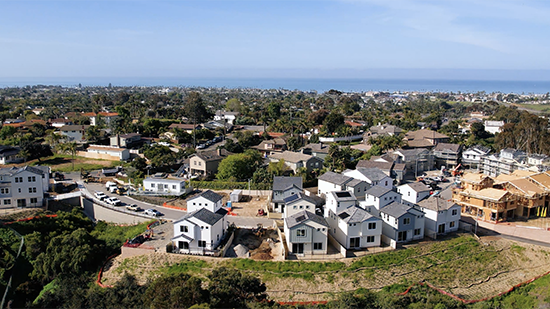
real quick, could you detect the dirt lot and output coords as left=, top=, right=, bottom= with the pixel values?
left=225, top=228, right=283, bottom=260
left=100, top=235, right=550, bottom=302
left=135, top=190, right=269, bottom=216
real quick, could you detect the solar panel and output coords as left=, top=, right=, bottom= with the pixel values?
left=295, top=215, right=306, bottom=222
left=335, top=192, right=351, bottom=198
left=338, top=213, right=350, bottom=219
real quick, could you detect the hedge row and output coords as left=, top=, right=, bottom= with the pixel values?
left=189, top=181, right=272, bottom=191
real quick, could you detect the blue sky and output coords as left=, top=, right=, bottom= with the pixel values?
left=2, top=0, right=550, bottom=79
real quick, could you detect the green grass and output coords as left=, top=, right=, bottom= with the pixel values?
left=91, top=220, right=153, bottom=251
left=30, top=154, right=119, bottom=172
left=518, top=103, right=550, bottom=112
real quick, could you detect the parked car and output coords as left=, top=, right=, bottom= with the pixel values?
left=105, top=197, right=122, bottom=206
left=126, top=204, right=142, bottom=212
left=196, top=144, right=206, bottom=149
left=94, top=191, right=108, bottom=200
left=144, top=208, right=163, bottom=217
left=213, top=136, right=222, bottom=142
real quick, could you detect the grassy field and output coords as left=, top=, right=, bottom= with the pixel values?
left=28, top=154, right=118, bottom=172
left=517, top=103, right=550, bottom=112
left=101, top=234, right=550, bottom=304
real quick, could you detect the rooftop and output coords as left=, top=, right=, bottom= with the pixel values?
left=285, top=210, right=328, bottom=229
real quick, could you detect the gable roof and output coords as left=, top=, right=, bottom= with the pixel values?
left=356, top=160, right=394, bottom=171
left=355, top=168, right=389, bottom=182
left=192, top=149, right=231, bottom=162
left=337, top=206, right=374, bottom=223
left=283, top=192, right=318, bottom=205
left=188, top=189, right=223, bottom=203
left=269, top=151, right=318, bottom=163
left=381, top=202, right=422, bottom=218
left=329, top=191, right=357, bottom=202
left=300, top=143, right=330, bottom=154
left=318, top=171, right=353, bottom=186
left=417, top=196, right=459, bottom=212
left=400, top=182, right=431, bottom=193
left=365, top=185, right=393, bottom=198
left=285, top=210, right=328, bottom=229
left=180, top=207, right=227, bottom=226
left=273, top=176, right=303, bottom=191
left=433, top=143, right=462, bottom=153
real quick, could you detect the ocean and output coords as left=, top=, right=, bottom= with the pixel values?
left=1, top=77, right=549, bottom=94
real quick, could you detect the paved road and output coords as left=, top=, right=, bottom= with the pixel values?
left=71, top=172, right=275, bottom=227
left=82, top=181, right=187, bottom=221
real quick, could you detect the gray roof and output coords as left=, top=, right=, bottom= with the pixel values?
left=417, top=196, right=459, bottom=212
left=283, top=192, right=318, bottom=205
left=300, top=143, right=330, bottom=154
left=0, top=145, right=20, bottom=156
left=337, top=206, right=374, bottom=223
left=0, top=165, right=46, bottom=176
left=60, top=125, right=90, bottom=131
left=365, top=186, right=393, bottom=198
left=347, top=178, right=365, bottom=187
left=356, top=168, right=388, bottom=182
left=381, top=202, right=423, bottom=218
left=433, top=143, right=462, bottom=153
left=285, top=210, right=328, bottom=229
left=191, top=207, right=227, bottom=225
left=356, top=160, right=393, bottom=171
left=401, top=182, right=431, bottom=193
left=188, top=190, right=223, bottom=203
left=329, top=191, right=357, bottom=202
left=318, top=171, right=353, bottom=186
left=273, top=176, right=303, bottom=191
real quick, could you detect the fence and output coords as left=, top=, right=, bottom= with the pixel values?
left=328, top=233, right=347, bottom=257
left=273, top=221, right=287, bottom=259
left=190, top=180, right=272, bottom=191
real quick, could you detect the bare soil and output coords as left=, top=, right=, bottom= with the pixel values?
left=225, top=228, right=282, bottom=260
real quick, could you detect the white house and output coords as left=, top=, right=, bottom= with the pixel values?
left=283, top=193, right=318, bottom=218
left=214, top=110, right=240, bottom=125
left=484, top=120, right=505, bottom=134
left=0, top=166, right=50, bottom=208
left=361, top=186, right=402, bottom=213
left=317, top=171, right=370, bottom=200
left=85, top=145, right=130, bottom=161
left=462, top=145, right=491, bottom=169
left=326, top=205, right=382, bottom=249
left=59, top=125, right=89, bottom=143
left=324, top=191, right=358, bottom=217
left=343, top=167, right=393, bottom=189
left=171, top=207, right=228, bottom=255
left=271, top=176, right=303, bottom=213
left=397, top=182, right=431, bottom=206
left=143, top=176, right=189, bottom=195
left=380, top=202, right=425, bottom=248
left=417, top=196, right=461, bottom=238
left=284, top=210, right=329, bottom=255
left=187, top=190, right=224, bottom=213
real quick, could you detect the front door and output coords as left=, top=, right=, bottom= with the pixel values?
left=17, top=199, right=26, bottom=207
left=438, top=224, right=445, bottom=234
left=349, top=237, right=360, bottom=248
left=397, top=231, right=407, bottom=242
left=292, top=243, right=304, bottom=254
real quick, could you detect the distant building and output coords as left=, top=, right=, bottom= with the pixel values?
left=432, top=143, right=462, bottom=169
left=0, top=146, right=21, bottom=165
left=484, top=120, right=505, bottom=134
left=59, top=125, right=89, bottom=143
left=268, top=151, right=323, bottom=173
left=403, top=129, right=449, bottom=148
left=143, top=175, right=189, bottom=195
